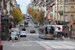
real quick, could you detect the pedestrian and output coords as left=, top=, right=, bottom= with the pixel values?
left=61, top=31, right=65, bottom=40
left=65, top=33, right=67, bottom=37
left=64, top=32, right=66, bottom=37
left=62, top=31, right=64, bottom=36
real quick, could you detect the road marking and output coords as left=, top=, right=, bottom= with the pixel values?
left=23, top=44, right=31, bottom=46
left=40, top=41, right=75, bottom=49
left=35, top=41, right=52, bottom=49
left=12, top=44, right=14, bottom=46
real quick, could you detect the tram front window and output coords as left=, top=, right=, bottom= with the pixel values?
left=47, top=29, right=53, bottom=34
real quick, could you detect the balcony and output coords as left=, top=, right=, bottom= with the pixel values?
left=5, top=1, right=7, bottom=6
left=65, top=11, right=75, bottom=13
left=59, top=11, right=63, bottom=15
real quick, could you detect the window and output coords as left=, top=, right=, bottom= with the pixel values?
left=1, top=20, right=7, bottom=26
left=60, top=0, right=62, bottom=3
left=71, top=6, right=74, bottom=11
left=65, top=0, right=68, bottom=4
left=65, top=6, right=68, bottom=12
left=60, top=15, right=62, bottom=21
left=65, top=15, right=68, bottom=22
left=46, top=0, right=48, bottom=2
left=71, top=15, right=74, bottom=21
left=60, top=6, right=63, bottom=11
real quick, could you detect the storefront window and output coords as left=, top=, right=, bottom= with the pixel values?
left=1, top=20, right=7, bottom=26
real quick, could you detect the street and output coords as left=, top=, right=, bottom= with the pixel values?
left=2, top=19, right=75, bottom=50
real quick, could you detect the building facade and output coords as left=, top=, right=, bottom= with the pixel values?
left=58, top=0, right=75, bottom=38
left=1, top=0, right=17, bottom=40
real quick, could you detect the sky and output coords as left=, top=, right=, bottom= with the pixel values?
left=16, top=0, right=31, bottom=14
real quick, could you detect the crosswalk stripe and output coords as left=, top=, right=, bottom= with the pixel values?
left=35, top=41, right=52, bottom=49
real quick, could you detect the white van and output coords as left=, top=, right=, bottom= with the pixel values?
left=20, top=31, right=26, bottom=37
left=20, top=28, right=27, bottom=37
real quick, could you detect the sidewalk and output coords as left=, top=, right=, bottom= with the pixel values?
left=54, top=37, right=75, bottom=41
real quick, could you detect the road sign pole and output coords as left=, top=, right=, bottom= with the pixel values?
left=0, top=11, right=1, bottom=46
left=54, top=23, right=56, bottom=38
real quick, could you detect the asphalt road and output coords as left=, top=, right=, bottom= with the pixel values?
left=2, top=19, right=75, bottom=50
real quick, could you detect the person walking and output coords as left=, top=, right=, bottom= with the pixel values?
left=62, top=31, right=65, bottom=40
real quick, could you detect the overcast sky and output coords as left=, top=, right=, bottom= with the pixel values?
left=16, top=0, right=31, bottom=14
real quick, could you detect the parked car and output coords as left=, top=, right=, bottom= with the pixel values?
left=34, top=20, right=37, bottom=24
left=26, top=17, right=30, bottom=21
left=20, top=24, right=24, bottom=27
left=10, top=31, right=18, bottom=40
left=30, top=30, right=36, bottom=33
left=34, top=24, right=37, bottom=28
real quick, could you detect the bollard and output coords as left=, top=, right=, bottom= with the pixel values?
left=0, top=45, right=3, bottom=50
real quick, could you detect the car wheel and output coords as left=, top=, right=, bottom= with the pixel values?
left=24, top=35, right=26, bottom=37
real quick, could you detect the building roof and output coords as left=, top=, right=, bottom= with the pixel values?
left=67, top=22, right=74, bottom=26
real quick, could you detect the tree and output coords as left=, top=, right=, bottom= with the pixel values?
left=18, top=7, right=22, bottom=13
left=27, top=7, right=45, bottom=24
left=38, top=10, right=45, bottom=24
left=11, top=7, right=22, bottom=25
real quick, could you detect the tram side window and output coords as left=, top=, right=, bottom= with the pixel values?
left=40, top=29, right=44, bottom=34
left=50, top=27, right=54, bottom=34
left=45, top=27, right=48, bottom=34
left=24, top=22, right=28, bottom=25
left=39, top=29, right=44, bottom=34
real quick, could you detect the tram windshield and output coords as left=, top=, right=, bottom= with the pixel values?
left=47, top=29, right=53, bottom=34
left=45, top=26, right=54, bottom=34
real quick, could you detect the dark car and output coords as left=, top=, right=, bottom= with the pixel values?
left=30, top=30, right=36, bottom=33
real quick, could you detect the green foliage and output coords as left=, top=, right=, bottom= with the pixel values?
left=27, top=7, right=45, bottom=24
left=11, top=7, right=22, bottom=25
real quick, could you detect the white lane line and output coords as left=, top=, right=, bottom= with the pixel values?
left=40, top=41, right=75, bottom=49
left=12, top=44, right=14, bottom=46
left=35, top=41, right=52, bottom=49
left=23, top=44, right=31, bottom=46
left=23, top=44, right=25, bottom=46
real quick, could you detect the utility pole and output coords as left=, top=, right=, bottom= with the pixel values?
left=0, top=10, right=1, bottom=47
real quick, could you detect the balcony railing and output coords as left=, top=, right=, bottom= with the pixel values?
left=65, top=11, right=75, bottom=13
left=59, top=11, right=63, bottom=15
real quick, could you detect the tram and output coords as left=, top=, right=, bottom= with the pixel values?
left=39, top=25, right=55, bottom=39
left=24, top=21, right=28, bottom=27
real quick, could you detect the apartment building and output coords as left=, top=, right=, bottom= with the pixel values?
left=58, top=0, right=75, bottom=38
left=1, top=0, right=17, bottom=40
left=30, top=0, right=47, bottom=17
left=1, top=0, right=16, bottom=15
left=46, top=0, right=55, bottom=21
left=0, top=0, right=2, bottom=11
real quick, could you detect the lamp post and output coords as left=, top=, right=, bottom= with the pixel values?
left=0, top=11, right=1, bottom=46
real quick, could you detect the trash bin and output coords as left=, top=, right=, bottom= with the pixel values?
left=0, top=45, right=3, bottom=50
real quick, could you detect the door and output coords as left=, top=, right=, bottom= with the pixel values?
left=1, top=26, right=8, bottom=40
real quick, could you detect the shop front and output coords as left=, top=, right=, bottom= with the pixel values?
left=67, top=21, right=75, bottom=38
left=71, top=24, right=75, bottom=38
left=1, top=15, right=9, bottom=40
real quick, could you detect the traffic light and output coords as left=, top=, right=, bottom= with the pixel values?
left=9, top=23, right=12, bottom=29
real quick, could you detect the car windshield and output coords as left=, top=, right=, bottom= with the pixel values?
left=11, top=32, right=17, bottom=37
left=21, top=31, right=25, bottom=33
left=27, top=18, right=29, bottom=19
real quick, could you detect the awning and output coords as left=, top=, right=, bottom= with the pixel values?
left=67, top=22, right=74, bottom=26
left=9, top=15, right=14, bottom=20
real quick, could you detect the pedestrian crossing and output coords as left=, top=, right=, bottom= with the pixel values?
left=35, top=41, right=75, bottom=50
